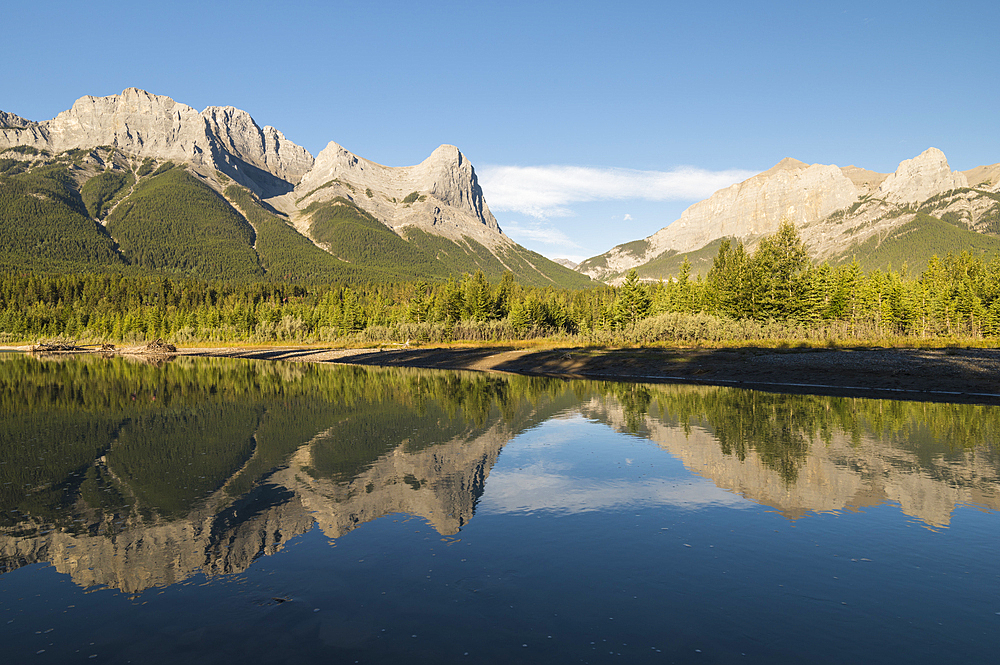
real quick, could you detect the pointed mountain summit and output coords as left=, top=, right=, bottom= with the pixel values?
left=874, top=147, right=968, bottom=204
left=290, top=141, right=502, bottom=246
left=759, top=156, right=810, bottom=175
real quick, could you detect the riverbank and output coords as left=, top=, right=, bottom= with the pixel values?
left=4, top=343, right=999, bottom=404
left=174, top=344, right=1000, bottom=405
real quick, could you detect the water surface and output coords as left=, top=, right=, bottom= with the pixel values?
left=1, top=354, right=998, bottom=663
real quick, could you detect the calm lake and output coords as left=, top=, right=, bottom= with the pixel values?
left=1, top=353, right=998, bottom=664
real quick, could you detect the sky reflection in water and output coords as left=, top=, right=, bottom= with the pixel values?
left=481, top=413, right=751, bottom=515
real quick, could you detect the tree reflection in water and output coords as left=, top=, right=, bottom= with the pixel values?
left=0, top=353, right=997, bottom=592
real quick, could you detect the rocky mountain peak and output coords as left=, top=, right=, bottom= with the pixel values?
left=412, top=144, right=483, bottom=211
left=0, top=110, right=34, bottom=129
left=579, top=158, right=861, bottom=281
left=875, top=147, right=968, bottom=204
left=295, top=141, right=502, bottom=244
left=0, top=89, right=314, bottom=196
left=0, top=88, right=589, bottom=287
left=202, top=104, right=314, bottom=188
left=304, top=141, right=363, bottom=183
left=759, top=157, right=809, bottom=176
left=51, top=89, right=201, bottom=151
left=578, top=146, right=1000, bottom=283
left=425, top=143, right=463, bottom=165
left=656, top=159, right=858, bottom=249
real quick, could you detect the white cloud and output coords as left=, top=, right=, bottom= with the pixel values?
left=479, top=468, right=748, bottom=515
left=478, top=164, right=758, bottom=219
left=623, top=214, right=633, bottom=221
left=475, top=413, right=749, bottom=515
left=501, top=220, right=583, bottom=249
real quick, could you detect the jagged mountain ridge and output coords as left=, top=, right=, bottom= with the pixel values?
left=0, top=88, right=312, bottom=196
left=579, top=147, right=1000, bottom=282
left=285, top=141, right=503, bottom=247
left=0, top=89, right=588, bottom=286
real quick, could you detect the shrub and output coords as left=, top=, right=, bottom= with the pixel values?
left=151, top=162, right=175, bottom=177
left=137, top=158, right=156, bottom=177
left=2, top=145, right=42, bottom=156
left=81, top=170, right=133, bottom=219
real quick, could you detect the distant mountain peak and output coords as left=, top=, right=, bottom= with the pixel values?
left=0, top=88, right=314, bottom=196
left=577, top=146, right=999, bottom=283
left=297, top=141, right=501, bottom=245
left=760, top=157, right=810, bottom=176
left=874, top=146, right=968, bottom=204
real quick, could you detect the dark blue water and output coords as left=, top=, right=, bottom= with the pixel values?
left=1, top=355, right=997, bottom=663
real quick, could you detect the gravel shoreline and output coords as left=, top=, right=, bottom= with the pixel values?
left=175, top=345, right=1000, bottom=405
left=6, top=344, right=999, bottom=405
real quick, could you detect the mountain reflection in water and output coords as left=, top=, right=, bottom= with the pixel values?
left=1, top=354, right=997, bottom=593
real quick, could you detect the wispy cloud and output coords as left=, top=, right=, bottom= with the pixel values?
left=478, top=164, right=758, bottom=219
left=479, top=467, right=748, bottom=515
left=501, top=220, right=583, bottom=249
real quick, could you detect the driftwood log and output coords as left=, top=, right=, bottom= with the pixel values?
left=144, top=338, right=177, bottom=353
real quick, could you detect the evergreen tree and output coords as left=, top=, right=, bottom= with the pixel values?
left=440, top=276, right=465, bottom=323
left=341, top=288, right=364, bottom=333
left=674, top=259, right=696, bottom=314
left=407, top=281, right=431, bottom=323
left=494, top=271, right=515, bottom=319
left=707, top=239, right=751, bottom=318
left=750, top=220, right=809, bottom=319
left=464, top=270, right=494, bottom=321
left=615, top=269, right=651, bottom=327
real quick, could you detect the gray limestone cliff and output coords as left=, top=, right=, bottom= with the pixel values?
left=287, top=141, right=506, bottom=247
left=0, top=88, right=314, bottom=196
left=0, top=110, right=32, bottom=129
left=580, top=147, right=996, bottom=282
left=1, top=88, right=515, bottom=254
left=202, top=105, right=314, bottom=191
left=874, top=147, right=968, bottom=204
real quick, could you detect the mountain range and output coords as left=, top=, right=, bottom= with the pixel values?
left=578, top=147, right=1000, bottom=282
left=5, top=88, right=999, bottom=288
left=0, top=89, right=590, bottom=287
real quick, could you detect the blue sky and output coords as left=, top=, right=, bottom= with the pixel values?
left=5, top=0, right=999, bottom=262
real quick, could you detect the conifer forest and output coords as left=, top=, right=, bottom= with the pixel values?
left=3, top=222, right=999, bottom=346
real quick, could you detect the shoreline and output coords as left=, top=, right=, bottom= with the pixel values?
left=163, top=344, right=1000, bottom=405
left=5, top=343, right=1000, bottom=405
